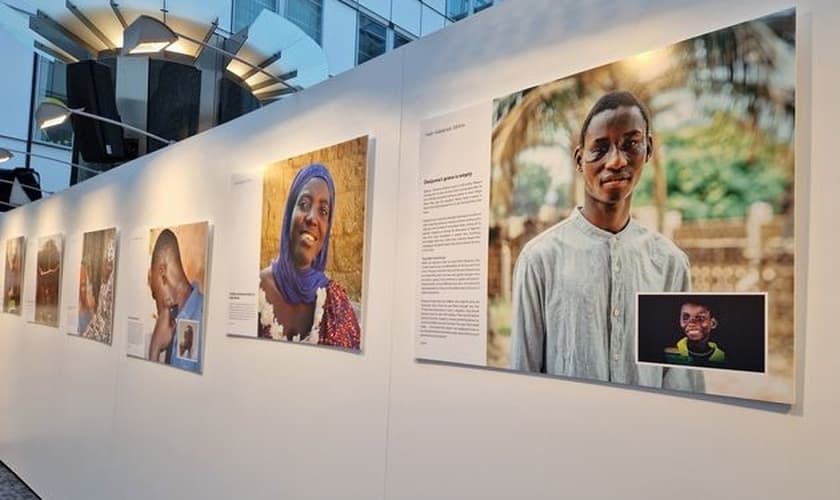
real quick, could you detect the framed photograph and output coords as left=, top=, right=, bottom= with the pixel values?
left=247, top=136, right=369, bottom=352
left=417, top=8, right=796, bottom=403
left=3, top=236, right=24, bottom=315
left=126, top=221, right=210, bottom=374
left=488, top=9, right=795, bottom=402
left=72, top=228, right=118, bottom=344
left=34, top=234, right=63, bottom=327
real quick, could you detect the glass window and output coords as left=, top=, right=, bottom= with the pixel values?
left=232, top=0, right=276, bottom=32
left=393, top=31, right=412, bottom=49
left=357, top=14, right=386, bottom=64
left=286, top=0, right=323, bottom=45
left=447, top=0, right=470, bottom=21
left=32, top=56, right=72, bottom=147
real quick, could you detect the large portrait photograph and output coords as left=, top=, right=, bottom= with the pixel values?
left=255, top=136, right=368, bottom=352
left=73, top=228, right=118, bottom=344
left=126, top=221, right=209, bottom=374
left=34, top=234, right=63, bottom=327
left=3, top=236, right=24, bottom=315
left=487, top=9, right=795, bottom=402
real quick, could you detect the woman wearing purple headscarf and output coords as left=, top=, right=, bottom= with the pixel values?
left=257, top=163, right=361, bottom=350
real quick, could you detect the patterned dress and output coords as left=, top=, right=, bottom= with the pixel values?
left=258, top=280, right=361, bottom=351
left=81, top=275, right=114, bottom=344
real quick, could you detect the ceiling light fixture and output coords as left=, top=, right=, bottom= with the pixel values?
left=121, top=15, right=294, bottom=91
left=122, top=14, right=178, bottom=54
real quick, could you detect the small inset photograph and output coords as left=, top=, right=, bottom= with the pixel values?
left=637, top=293, right=766, bottom=373
left=174, top=319, right=200, bottom=362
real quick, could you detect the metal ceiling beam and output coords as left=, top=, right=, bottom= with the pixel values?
left=249, top=70, right=298, bottom=92
left=222, top=25, right=249, bottom=65
left=2, top=2, right=31, bottom=16
left=239, top=50, right=283, bottom=81
left=0, top=178, right=52, bottom=196
left=3, top=147, right=104, bottom=176
left=109, top=0, right=126, bottom=28
left=29, top=9, right=96, bottom=61
left=66, top=0, right=115, bottom=50
left=253, top=86, right=297, bottom=101
left=33, top=40, right=77, bottom=64
left=192, top=17, right=219, bottom=63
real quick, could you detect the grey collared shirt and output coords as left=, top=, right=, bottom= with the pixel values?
left=510, top=209, right=704, bottom=392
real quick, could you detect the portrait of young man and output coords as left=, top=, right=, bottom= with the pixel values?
left=665, top=299, right=726, bottom=366
left=476, top=10, right=794, bottom=402
left=143, top=224, right=208, bottom=374
left=509, top=90, right=704, bottom=392
left=637, top=293, right=766, bottom=374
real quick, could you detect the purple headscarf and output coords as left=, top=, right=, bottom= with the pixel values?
left=271, top=163, right=336, bottom=305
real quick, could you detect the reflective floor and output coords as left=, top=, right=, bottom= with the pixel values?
left=0, top=462, right=38, bottom=499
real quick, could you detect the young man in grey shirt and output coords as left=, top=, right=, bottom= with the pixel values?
left=510, top=90, right=704, bottom=392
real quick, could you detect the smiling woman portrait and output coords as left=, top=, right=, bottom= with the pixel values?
left=257, top=138, right=368, bottom=352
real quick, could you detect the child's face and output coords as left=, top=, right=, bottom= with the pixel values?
left=680, top=303, right=716, bottom=343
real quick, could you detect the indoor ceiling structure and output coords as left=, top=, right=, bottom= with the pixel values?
left=0, top=0, right=329, bottom=101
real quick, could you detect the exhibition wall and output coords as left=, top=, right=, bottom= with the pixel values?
left=1, top=0, right=838, bottom=499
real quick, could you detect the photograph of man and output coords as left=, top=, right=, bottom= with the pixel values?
left=664, top=299, right=726, bottom=366
left=510, top=91, right=704, bottom=391
left=3, top=236, right=24, bottom=314
left=176, top=321, right=198, bottom=361
left=480, top=9, right=793, bottom=402
left=637, top=293, right=765, bottom=373
left=147, top=228, right=204, bottom=373
left=76, top=229, right=117, bottom=344
left=35, top=234, right=63, bottom=327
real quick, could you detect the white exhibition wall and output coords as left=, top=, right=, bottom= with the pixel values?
left=0, top=38, right=402, bottom=500
left=1, top=0, right=838, bottom=498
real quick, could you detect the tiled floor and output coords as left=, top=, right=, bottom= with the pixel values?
left=0, top=462, right=38, bottom=499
